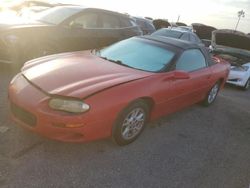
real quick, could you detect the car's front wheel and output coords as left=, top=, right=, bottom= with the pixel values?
left=203, top=82, right=220, bottom=106
left=112, top=100, right=149, bottom=146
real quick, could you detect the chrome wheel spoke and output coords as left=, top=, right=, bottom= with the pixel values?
left=121, top=107, right=145, bottom=140
left=208, top=84, right=219, bottom=103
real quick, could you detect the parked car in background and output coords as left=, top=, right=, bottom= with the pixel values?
left=0, top=6, right=142, bottom=69
left=8, top=1, right=54, bottom=12
left=175, top=22, right=187, bottom=26
left=152, top=19, right=170, bottom=30
left=133, top=16, right=156, bottom=34
left=151, top=27, right=203, bottom=45
left=9, top=36, right=230, bottom=145
left=0, top=0, right=55, bottom=18
left=192, top=23, right=217, bottom=40
left=170, top=22, right=187, bottom=27
left=201, top=39, right=212, bottom=48
left=177, top=26, right=194, bottom=32
left=211, top=29, right=250, bottom=90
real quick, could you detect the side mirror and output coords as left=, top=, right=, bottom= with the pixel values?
left=173, top=70, right=190, bottom=79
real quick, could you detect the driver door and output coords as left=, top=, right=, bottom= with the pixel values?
left=170, top=48, right=212, bottom=108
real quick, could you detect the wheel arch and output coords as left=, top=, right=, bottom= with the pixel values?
left=112, top=96, right=155, bottom=129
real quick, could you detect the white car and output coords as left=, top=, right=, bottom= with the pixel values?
left=227, top=63, right=250, bottom=90
left=211, top=29, right=250, bottom=90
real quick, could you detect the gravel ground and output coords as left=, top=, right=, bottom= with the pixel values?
left=0, top=66, right=249, bottom=188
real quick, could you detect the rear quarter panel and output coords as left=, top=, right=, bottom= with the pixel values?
left=209, top=57, right=230, bottom=88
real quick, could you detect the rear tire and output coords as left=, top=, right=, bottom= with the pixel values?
left=112, top=100, right=149, bottom=146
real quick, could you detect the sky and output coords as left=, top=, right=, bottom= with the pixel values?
left=1, top=0, right=250, bottom=33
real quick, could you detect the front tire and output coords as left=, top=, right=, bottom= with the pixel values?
left=243, top=78, right=250, bottom=90
left=203, top=82, right=220, bottom=106
left=112, top=100, right=149, bottom=146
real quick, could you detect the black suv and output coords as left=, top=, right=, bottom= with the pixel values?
left=0, top=6, right=142, bottom=68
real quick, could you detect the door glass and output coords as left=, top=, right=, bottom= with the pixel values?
left=69, top=13, right=98, bottom=29
left=190, top=34, right=197, bottom=43
left=120, top=17, right=134, bottom=27
left=180, top=33, right=190, bottom=41
left=176, top=49, right=207, bottom=72
left=101, top=14, right=120, bottom=28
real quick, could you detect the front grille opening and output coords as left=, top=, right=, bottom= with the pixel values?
left=11, top=103, right=37, bottom=127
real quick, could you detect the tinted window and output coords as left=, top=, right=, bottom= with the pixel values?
left=145, top=22, right=155, bottom=30
left=190, top=34, right=201, bottom=43
left=189, top=34, right=197, bottom=42
left=176, top=49, right=206, bottom=72
left=152, top=29, right=182, bottom=38
left=69, top=13, right=99, bottom=28
left=98, top=38, right=175, bottom=72
left=101, top=14, right=120, bottom=28
left=35, top=7, right=81, bottom=25
left=180, top=33, right=189, bottom=41
left=136, top=19, right=145, bottom=28
left=120, top=17, right=133, bottom=27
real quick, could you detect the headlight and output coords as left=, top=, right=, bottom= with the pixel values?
left=4, top=35, right=19, bottom=46
left=49, top=98, right=90, bottom=113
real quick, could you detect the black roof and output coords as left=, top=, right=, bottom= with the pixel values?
left=139, top=35, right=200, bottom=50
left=46, top=6, right=131, bottom=19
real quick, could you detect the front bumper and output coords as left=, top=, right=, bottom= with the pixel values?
left=226, top=75, right=248, bottom=87
left=8, top=74, right=112, bottom=142
left=226, top=79, right=246, bottom=87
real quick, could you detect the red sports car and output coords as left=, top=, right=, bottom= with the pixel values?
left=8, top=36, right=230, bottom=145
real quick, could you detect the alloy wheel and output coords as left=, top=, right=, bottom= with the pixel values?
left=121, top=107, right=145, bottom=140
left=208, top=83, right=219, bottom=104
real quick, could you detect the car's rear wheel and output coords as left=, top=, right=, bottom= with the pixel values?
left=112, top=100, right=149, bottom=146
left=203, top=82, right=220, bottom=106
left=243, top=78, right=250, bottom=90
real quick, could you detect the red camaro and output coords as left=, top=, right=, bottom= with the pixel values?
left=8, top=36, right=230, bottom=145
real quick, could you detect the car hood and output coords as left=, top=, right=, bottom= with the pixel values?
left=211, top=29, right=250, bottom=56
left=21, top=51, right=152, bottom=99
left=211, top=29, right=250, bottom=66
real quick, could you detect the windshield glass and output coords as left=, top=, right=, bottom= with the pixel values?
left=97, top=38, right=175, bottom=72
left=34, top=6, right=82, bottom=25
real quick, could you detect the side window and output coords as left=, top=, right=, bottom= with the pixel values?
left=180, top=33, right=189, bottom=41
left=190, top=34, right=201, bottom=43
left=176, top=49, right=207, bottom=72
left=120, top=17, right=134, bottom=27
left=101, top=14, right=120, bottom=28
left=190, top=34, right=197, bottom=43
left=69, top=13, right=99, bottom=29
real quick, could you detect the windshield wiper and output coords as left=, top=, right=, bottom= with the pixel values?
left=99, top=57, right=133, bottom=68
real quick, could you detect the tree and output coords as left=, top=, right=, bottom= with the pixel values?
left=235, top=10, right=245, bottom=31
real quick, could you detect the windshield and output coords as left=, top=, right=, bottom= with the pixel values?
left=97, top=38, right=175, bottom=72
left=34, top=6, right=82, bottom=25
left=152, top=29, right=182, bottom=39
